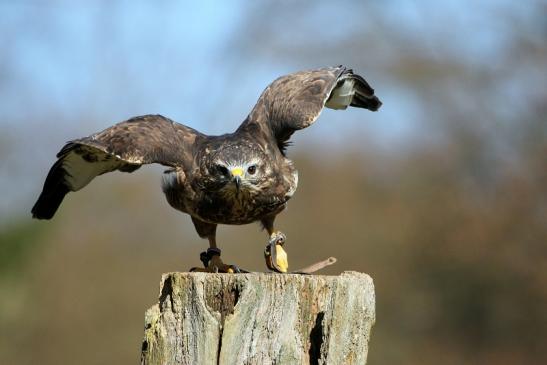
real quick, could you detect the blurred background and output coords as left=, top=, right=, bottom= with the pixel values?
left=1, top=1, right=546, bottom=364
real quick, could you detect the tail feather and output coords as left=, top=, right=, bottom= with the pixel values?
left=31, top=159, right=70, bottom=220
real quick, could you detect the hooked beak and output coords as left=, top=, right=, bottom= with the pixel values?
left=231, top=167, right=243, bottom=192
left=234, top=176, right=241, bottom=192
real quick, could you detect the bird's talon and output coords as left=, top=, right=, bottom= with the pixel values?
left=191, top=248, right=246, bottom=273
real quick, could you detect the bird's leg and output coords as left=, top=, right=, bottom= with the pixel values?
left=261, top=216, right=289, bottom=273
left=189, top=218, right=244, bottom=273
left=205, top=236, right=238, bottom=273
left=191, top=236, right=243, bottom=273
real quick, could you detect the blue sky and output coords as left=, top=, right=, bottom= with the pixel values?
left=1, top=1, right=244, bottom=129
left=1, top=0, right=524, bottom=136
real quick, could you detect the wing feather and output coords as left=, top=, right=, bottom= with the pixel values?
left=32, top=114, right=200, bottom=219
left=239, top=66, right=381, bottom=154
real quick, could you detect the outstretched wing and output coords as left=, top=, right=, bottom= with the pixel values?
left=32, top=114, right=201, bottom=219
left=239, top=66, right=381, bottom=153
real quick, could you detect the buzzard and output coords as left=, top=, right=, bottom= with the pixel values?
left=32, top=66, right=381, bottom=273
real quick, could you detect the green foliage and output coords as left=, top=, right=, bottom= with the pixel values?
left=0, top=221, right=45, bottom=276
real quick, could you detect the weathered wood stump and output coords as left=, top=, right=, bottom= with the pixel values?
left=141, top=271, right=375, bottom=365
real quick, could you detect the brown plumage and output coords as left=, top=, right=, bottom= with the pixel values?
left=32, top=66, right=381, bottom=272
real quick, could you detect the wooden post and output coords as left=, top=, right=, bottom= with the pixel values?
left=141, top=271, right=375, bottom=365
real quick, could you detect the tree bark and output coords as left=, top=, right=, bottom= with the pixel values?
left=141, top=271, right=375, bottom=365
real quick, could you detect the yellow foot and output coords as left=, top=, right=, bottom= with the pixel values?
left=265, top=231, right=289, bottom=273
left=190, top=248, right=245, bottom=273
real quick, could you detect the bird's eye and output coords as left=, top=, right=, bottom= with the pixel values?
left=216, top=165, right=229, bottom=176
left=247, top=165, right=257, bottom=175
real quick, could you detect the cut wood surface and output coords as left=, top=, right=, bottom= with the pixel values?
left=141, top=271, right=375, bottom=365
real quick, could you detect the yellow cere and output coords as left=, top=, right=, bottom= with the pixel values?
left=231, top=167, right=244, bottom=177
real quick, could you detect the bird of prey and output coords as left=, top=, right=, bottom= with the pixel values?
left=32, top=66, right=381, bottom=273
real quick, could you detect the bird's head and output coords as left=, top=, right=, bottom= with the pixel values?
left=212, top=160, right=261, bottom=193
left=202, top=143, right=274, bottom=194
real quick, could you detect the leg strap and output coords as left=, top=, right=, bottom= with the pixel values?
left=199, top=248, right=222, bottom=268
